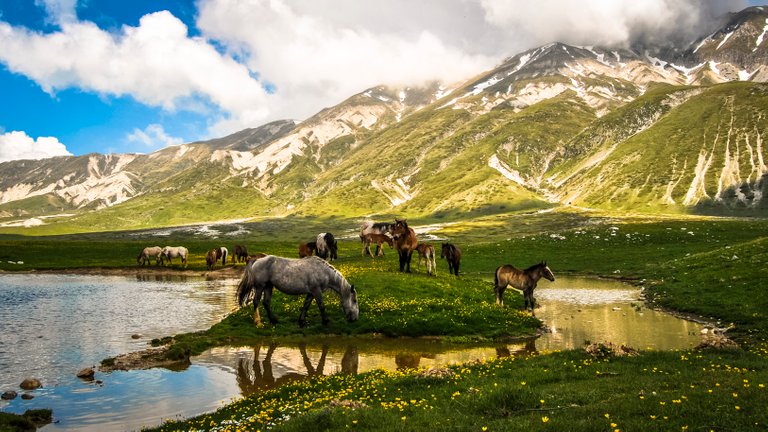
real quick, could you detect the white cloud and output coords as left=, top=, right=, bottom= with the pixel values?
left=0, top=0, right=753, bottom=148
left=0, top=131, right=72, bottom=162
left=126, top=124, right=184, bottom=151
left=197, top=0, right=498, bottom=122
left=34, top=0, right=77, bottom=25
left=0, top=10, right=271, bottom=137
left=477, top=0, right=746, bottom=49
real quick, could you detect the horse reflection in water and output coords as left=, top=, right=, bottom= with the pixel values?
left=235, top=342, right=359, bottom=395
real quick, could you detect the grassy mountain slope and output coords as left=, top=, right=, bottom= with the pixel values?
left=550, top=82, right=768, bottom=213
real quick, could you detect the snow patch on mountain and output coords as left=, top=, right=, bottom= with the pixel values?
left=756, top=19, right=768, bottom=51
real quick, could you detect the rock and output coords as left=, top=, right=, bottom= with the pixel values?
left=21, top=393, right=34, bottom=400
left=77, top=367, right=95, bottom=379
left=1, top=390, right=17, bottom=400
left=19, top=378, right=41, bottom=390
left=131, top=334, right=142, bottom=339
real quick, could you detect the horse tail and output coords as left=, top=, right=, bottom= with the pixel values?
left=494, top=266, right=501, bottom=288
left=237, top=262, right=255, bottom=307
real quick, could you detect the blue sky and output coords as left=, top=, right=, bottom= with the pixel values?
left=0, top=0, right=762, bottom=162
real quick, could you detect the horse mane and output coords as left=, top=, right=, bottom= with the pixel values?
left=525, top=261, right=546, bottom=272
left=311, top=256, right=350, bottom=292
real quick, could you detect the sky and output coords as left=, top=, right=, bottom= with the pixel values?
left=0, top=0, right=763, bottom=162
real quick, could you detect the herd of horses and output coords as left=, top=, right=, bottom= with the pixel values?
left=136, top=218, right=555, bottom=328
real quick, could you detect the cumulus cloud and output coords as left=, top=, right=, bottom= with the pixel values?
left=0, top=10, right=271, bottom=136
left=197, top=0, right=498, bottom=122
left=0, top=0, right=753, bottom=146
left=477, top=0, right=747, bottom=49
left=126, top=124, right=184, bottom=152
left=0, top=131, right=72, bottom=162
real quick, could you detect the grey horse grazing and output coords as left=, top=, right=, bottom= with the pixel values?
left=236, top=255, right=359, bottom=327
left=494, top=261, right=555, bottom=313
left=161, top=246, right=188, bottom=267
left=137, top=246, right=163, bottom=266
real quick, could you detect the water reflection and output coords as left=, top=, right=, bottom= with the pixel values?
left=194, top=339, right=538, bottom=398
left=0, top=274, right=704, bottom=432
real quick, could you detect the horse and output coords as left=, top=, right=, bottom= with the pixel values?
left=161, top=246, right=188, bottom=267
left=233, top=245, right=249, bottom=264
left=360, top=221, right=392, bottom=255
left=391, top=219, right=418, bottom=273
left=215, top=247, right=229, bottom=266
left=236, top=255, right=359, bottom=327
left=441, top=243, right=462, bottom=276
left=316, top=233, right=338, bottom=261
left=205, top=249, right=218, bottom=270
left=494, top=261, right=555, bottom=313
left=137, top=246, right=163, bottom=266
left=415, top=243, right=437, bottom=275
left=361, top=233, right=393, bottom=257
left=360, top=220, right=392, bottom=238
left=299, top=241, right=317, bottom=258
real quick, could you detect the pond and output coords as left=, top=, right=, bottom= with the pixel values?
left=0, top=274, right=702, bottom=431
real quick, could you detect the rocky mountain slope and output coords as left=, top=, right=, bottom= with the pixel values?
left=1, top=6, right=767, bottom=232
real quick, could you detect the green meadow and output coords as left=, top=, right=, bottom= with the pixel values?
left=1, top=210, right=767, bottom=431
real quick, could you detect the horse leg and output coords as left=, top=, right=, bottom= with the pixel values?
left=314, top=289, right=329, bottom=326
left=405, top=250, right=413, bottom=273
left=398, top=250, right=406, bottom=272
left=261, top=284, right=279, bottom=324
left=299, top=294, right=314, bottom=327
left=251, top=286, right=265, bottom=325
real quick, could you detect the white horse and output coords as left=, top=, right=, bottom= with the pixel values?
left=237, top=255, right=358, bottom=327
left=137, top=246, right=163, bottom=266
left=161, top=246, right=188, bottom=267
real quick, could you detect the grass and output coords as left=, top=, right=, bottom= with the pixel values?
left=2, top=211, right=767, bottom=431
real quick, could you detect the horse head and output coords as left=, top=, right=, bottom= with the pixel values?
left=541, top=261, right=555, bottom=282
left=342, top=285, right=359, bottom=321
left=391, top=219, right=408, bottom=238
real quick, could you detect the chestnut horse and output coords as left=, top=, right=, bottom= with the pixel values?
left=415, top=243, right=436, bottom=275
left=494, top=261, right=555, bottom=313
left=299, top=241, right=317, bottom=258
left=206, top=249, right=218, bottom=270
left=361, top=233, right=393, bottom=257
left=391, top=219, right=418, bottom=272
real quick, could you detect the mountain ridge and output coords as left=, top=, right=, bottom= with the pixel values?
left=2, top=6, right=767, bottom=232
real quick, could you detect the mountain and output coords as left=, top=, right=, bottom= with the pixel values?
left=1, top=6, right=767, bottom=233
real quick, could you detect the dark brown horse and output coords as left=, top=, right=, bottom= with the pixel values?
left=391, top=219, right=418, bottom=272
left=233, top=245, right=249, bottom=264
left=440, top=243, right=462, bottom=276
left=494, top=261, right=555, bottom=313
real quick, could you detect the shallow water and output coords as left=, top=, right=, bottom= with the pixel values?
left=0, top=274, right=702, bottom=431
